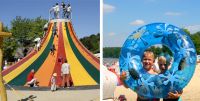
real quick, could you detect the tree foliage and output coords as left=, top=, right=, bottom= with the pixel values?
left=182, top=28, right=191, bottom=35
left=11, top=16, right=47, bottom=47
left=80, top=33, right=100, bottom=54
left=146, top=45, right=172, bottom=58
left=103, top=47, right=121, bottom=58
left=2, top=16, right=47, bottom=61
left=103, top=46, right=172, bottom=58
left=190, top=31, right=200, bottom=54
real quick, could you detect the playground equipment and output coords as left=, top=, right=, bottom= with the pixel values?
left=2, top=19, right=99, bottom=87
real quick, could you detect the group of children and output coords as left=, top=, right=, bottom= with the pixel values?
left=121, top=51, right=182, bottom=101
left=50, top=2, right=72, bottom=19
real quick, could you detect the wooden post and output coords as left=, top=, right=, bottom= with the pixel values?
left=0, top=22, right=12, bottom=101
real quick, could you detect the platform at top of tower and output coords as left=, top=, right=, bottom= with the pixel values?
left=50, top=19, right=70, bottom=23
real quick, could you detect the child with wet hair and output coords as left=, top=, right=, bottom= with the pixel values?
left=158, top=56, right=168, bottom=73
left=142, top=51, right=159, bottom=74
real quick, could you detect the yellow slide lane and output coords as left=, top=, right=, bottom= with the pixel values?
left=62, top=22, right=97, bottom=86
left=67, top=22, right=99, bottom=69
left=3, top=23, right=53, bottom=83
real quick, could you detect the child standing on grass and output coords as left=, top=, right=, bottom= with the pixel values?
left=51, top=73, right=57, bottom=91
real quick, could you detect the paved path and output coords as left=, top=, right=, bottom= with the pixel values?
left=7, top=89, right=99, bottom=101
left=5, top=86, right=100, bottom=101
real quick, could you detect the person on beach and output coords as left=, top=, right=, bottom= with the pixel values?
left=121, top=51, right=159, bottom=101
left=157, top=56, right=182, bottom=101
left=120, top=51, right=182, bottom=101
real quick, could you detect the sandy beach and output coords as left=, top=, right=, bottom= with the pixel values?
left=114, top=63, right=200, bottom=101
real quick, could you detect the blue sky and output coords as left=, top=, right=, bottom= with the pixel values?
left=103, top=0, right=200, bottom=47
left=0, top=0, right=99, bottom=38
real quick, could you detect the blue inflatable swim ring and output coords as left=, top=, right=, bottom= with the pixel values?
left=119, top=23, right=197, bottom=98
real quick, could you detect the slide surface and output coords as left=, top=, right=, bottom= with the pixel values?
left=2, top=20, right=100, bottom=86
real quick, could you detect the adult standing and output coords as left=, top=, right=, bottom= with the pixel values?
left=54, top=3, right=60, bottom=19
left=66, top=3, right=72, bottom=19
left=61, top=2, right=67, bottom=18
left=49, top=5, right=55, bottom=19
left=61, top=59, right=70, bottom=88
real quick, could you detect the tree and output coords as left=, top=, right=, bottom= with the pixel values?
left=182, top=28, right=191, bottom=35
left=80, top=33, right=100, bottom=53
left=190, top=32, right=200, bottom=54
left=103, top=47, right=121, bottom=58
left=2, top=16, right=48, bottom=61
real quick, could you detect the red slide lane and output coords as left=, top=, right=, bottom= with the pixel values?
left=49, top=22, right=67, bottom=86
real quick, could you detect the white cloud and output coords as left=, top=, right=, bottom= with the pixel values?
left=104, top=4, right=115, bottom=13
left=165, top=12, right=181, bottom=16
left=108, top=32, right=115, bottom=36
left=130, top=20, right=145, bottom=26
left=184, top=25, right=200, bottom=34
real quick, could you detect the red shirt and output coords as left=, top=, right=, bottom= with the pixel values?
left=27, top=72, right=34, bottom=82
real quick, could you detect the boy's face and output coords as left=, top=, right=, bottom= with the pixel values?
left=158, top=60, right=167, bottom=73
left=142, top=54, right=154, bottom=71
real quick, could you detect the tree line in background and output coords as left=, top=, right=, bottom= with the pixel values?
left=104, top=29, right=200, bottom=58
left=80, top=33, right=100, bottom=54
left=103, top=46, right=172, bottom=58
left=103, top=47, right=121, bottom=58
left=2, top=16, right=100, bottom=62
left=188, top=32, right=200, bottom=54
